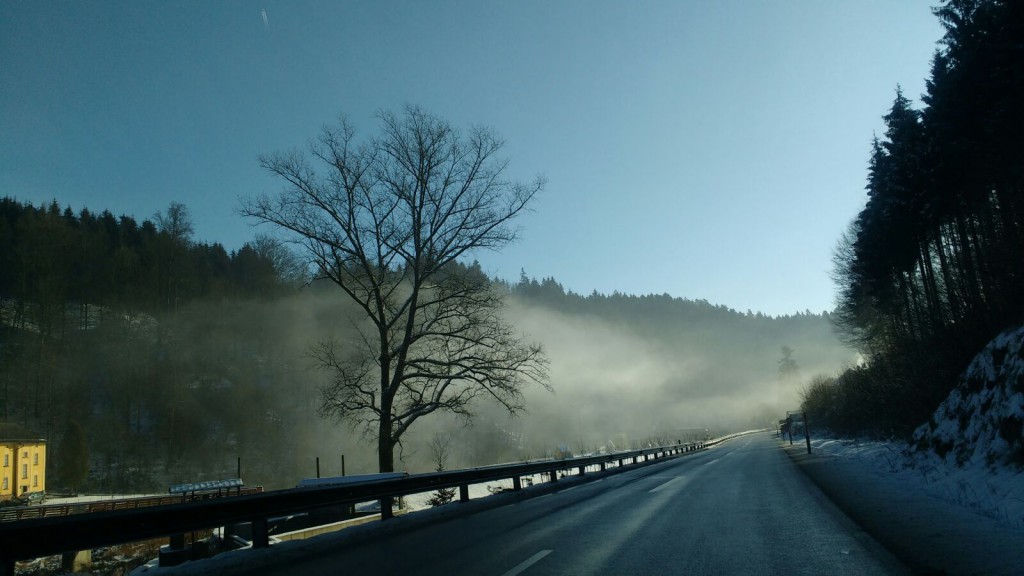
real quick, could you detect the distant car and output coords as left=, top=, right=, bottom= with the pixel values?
left=15, top=491, right=45, bottom=506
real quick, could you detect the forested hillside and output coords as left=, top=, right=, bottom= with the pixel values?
left=0, top=198, right=315, bottom=491
left=808, top=0, right=1024, bottom=437
left=0, top=197, right=854, bottom=493
left=502, top=276, right=855, bottom=455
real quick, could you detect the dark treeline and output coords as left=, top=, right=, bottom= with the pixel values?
left=0, top=197, right=316, bottom=492
left=509, top=272, right=840, bottom=359
left=810, top=0, right=1024, bottom=436
left=0, top=197, right=303, bottom=312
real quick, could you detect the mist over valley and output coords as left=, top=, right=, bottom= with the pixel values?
left=0, top=202, right=854, bottom=492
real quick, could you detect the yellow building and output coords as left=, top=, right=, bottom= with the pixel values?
left=0, top=423, right=46, bottom=501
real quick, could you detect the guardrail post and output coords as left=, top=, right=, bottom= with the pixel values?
left=578, top=465, right=585, bottom=475
left=804, top=411, right=812, bottom=454
left=549, top=470, right=557, bottom=483
left=381, top=498, right=393, bottom=519
left=459, top=484, right=470, bottom=502
left=513, top=476, right=522, bottom=491
left=600, top=462, right=606, bottom=471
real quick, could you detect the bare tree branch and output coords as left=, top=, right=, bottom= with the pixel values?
left=241, top=106, right=548, bottom=472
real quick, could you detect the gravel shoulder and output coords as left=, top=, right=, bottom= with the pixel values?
left=782, top=440, right=1024, bottom=575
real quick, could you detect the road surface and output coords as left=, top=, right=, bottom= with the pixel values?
left=225, top=432, right=908, bottom=575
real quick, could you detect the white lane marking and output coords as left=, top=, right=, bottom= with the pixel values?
left=560, top=486, right=579, bottom=493
left=649, top=476, right=684, bottom=493
left=703, top=458, right=720, bottom=466
left=501, top=549, right=553, bottom=576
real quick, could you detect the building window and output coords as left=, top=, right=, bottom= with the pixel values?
left=33, top=475, right=38, bottom=487
left=22, top=451, right=27, bottom=459
left=2, top=477, right=7, bottom=490
left=33, top=453, right=38, bottom=466
left=21, top=464, right=27, bottom=479
left=2, top=454, right=7, bottom=467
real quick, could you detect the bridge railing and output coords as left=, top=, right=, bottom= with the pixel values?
left=0, top=440, right=720, bottom=574
left=0, top=486, right=264, bottom=523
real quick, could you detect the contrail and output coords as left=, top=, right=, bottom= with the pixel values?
left=261, top=8, right=268, bottom=29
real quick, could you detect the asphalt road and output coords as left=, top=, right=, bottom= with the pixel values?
left=234, top=432, right=909, bottom=576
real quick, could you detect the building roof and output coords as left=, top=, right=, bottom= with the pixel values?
left=0, top=423, right=46, bottom=442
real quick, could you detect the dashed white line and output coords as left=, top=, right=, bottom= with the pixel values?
left=649, top=476, right=685, bottom=493
left=703, top=458, right=720, bottom=466
left=500, top=549, right=553, bottom=576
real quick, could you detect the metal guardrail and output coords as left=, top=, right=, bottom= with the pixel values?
left=0, top=440, right=723, bottom=574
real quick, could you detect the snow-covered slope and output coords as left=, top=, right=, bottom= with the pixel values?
left=912, top=325, right=1024, bottom=469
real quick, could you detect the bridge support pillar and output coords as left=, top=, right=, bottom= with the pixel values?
left=159, top=534, right=190, bottom=568
left=62, top=550, right=92, bottom=572
left=252, top=519, right=270, bottom=548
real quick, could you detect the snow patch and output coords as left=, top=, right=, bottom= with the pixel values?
left=911, top=325, right=1024, bottom=469
left=810, top=435, right=1024, bottom=529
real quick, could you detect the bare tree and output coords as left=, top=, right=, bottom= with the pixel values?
left=242, top=106, right=549, bottom=473
left=426, top=432, right=456, bottom=506
left=154, top=202, right=194, bottom=244
left=154, top=201, right=194, bottom=312
left=252, top=233, right=310, bottom=288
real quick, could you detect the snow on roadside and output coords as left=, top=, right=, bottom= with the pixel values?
left=806, top=325, right=1024, bottom=531
left=402, top=471, right=585, bottom=510
left=808, top=436, right=1024, bottom=529
left=45, top=493, right=162, bottom=505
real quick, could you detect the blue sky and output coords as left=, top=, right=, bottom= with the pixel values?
left=0, top=1, right=944, bottom=316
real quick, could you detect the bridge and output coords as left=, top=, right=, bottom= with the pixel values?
left=0, top=439, right=724, bottom=575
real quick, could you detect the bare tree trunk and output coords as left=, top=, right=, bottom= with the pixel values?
left=377, top=437, right=393, bottom=473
